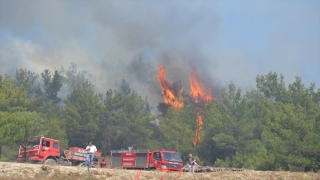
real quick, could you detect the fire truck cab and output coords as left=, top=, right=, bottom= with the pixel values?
left=149, top=150, right=183, bottom=171
left=16, top=137, right=63, bottom=164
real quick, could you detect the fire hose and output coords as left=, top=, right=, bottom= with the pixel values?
left=134, top=170, right=182, bottom=180
left=161, top=170, right=183, bottom=180
left=134, top=170, right=142, bottom=180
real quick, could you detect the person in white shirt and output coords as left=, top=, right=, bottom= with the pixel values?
left=83, top=141, right=97, bottom=168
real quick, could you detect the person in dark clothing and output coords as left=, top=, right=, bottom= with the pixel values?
left=188, top=153, right=195, bottom=172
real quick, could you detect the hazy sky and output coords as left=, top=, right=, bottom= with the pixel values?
left=0, top=0, right=319, bottom=106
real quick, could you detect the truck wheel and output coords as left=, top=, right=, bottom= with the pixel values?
left=44, top=159, right=56, bottom=164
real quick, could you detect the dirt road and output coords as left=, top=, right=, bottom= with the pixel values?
left=0, top=162, right=319, bottom=180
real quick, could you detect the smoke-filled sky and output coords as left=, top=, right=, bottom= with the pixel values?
left=1, top=0, right=319, bottom=107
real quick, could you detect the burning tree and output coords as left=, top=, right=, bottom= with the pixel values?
left=156, top=65, right=184, bottom=110
left=189, top=63, right=216, bottom=146
left=156, top=62, right=217, bottom=146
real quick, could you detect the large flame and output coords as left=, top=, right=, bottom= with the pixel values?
left=190, top=65, right=214, bottom=103
left=189, top=63, right=215, bottom=146
left=156, top=65, right=184, bottom=110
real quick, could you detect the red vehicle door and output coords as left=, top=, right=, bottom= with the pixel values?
left=149, top=151, right=162, bottom=170
left=51, top=140, right=60, bottom=156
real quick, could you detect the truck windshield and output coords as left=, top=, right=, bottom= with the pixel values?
left=162, top=152, right=182, bottom=162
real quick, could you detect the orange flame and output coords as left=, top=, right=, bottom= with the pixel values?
left=189, top=62, right=215, bottom=146
left=190, top=65, right=215, bottom=103
left=193, top=114, right=203, bottom=146
left=156, top=65, right=184, bottom=110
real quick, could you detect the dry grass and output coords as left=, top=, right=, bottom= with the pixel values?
left=0, top=162, right=319, bottom=180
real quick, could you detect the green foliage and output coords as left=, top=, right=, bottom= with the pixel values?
left=0, top=110, right=45, bottom=161
left=59, top=62, right=88, bottom=91
left=262, top=102, right=320, bottom=171
left=45, top=118, right=68, bottom=148
left=41, top=69, right=63, bottom=103
left=256, top=72, right=288, bottom=102
left=15, top=68, right=43, bottom=98
left=159, top=104, right=195, bottom=156
left=6, top=111, right=45, bottom=145
left=0, top=146, right=18, bottom=161
left=36, top=102, right=68, bottom=148
left=0, top=75, right=30, bottom=112
left=119, top=78, right=131, bottom=96
left=0, top=156, right=10, bottom=162
left=101, top=88, right=156, bottom=153
left=1, top=67, right=319, bottom=173
left=214, top=158, right=229, bottom=167
left=198, top=74, right=319, bottom=172
left=115, top=90, right=154, bottom=148
left=64, top=80, right=102, bottom=147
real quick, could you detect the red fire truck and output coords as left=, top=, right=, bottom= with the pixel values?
left=110, top=149, right=183, bottom=172
left=16, top=136, right=101, bottom=166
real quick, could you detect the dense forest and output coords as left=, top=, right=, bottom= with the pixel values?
left=0, top=64, right=319, bottom=172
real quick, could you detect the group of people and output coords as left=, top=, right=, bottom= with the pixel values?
left=83, top=141, right=106, bottom=168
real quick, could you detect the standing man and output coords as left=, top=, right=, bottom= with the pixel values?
left=188, top=153, right=195, bottom=173
left=84, top=141, right=97, bottom=168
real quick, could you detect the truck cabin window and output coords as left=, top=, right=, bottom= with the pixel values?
left=53, top=142, right=59, bottom=149
left=153, top=152, right=160, bottom=160
left=43, top=141, right=50, bottom=147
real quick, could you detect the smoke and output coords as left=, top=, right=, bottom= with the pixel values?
left=0, top=0, right=224, bottom=108
left=1, top=0, right=319, bottom=108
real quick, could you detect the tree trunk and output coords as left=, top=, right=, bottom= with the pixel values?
left=23, top=145, right=27, bottom=162
left=104, top=124, right=107, bottom=155
left=0, top=145, right=2, bottom=159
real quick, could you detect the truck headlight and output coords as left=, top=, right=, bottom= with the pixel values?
left=161, top=165, right=167, bottom=169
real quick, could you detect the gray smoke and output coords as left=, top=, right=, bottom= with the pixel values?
left=0, top=0, right=224, bottom=108
left=1, top=1, right=318, bottom=108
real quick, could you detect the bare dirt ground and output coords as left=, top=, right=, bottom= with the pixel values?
left=0, top=162, right=319, bottom=180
